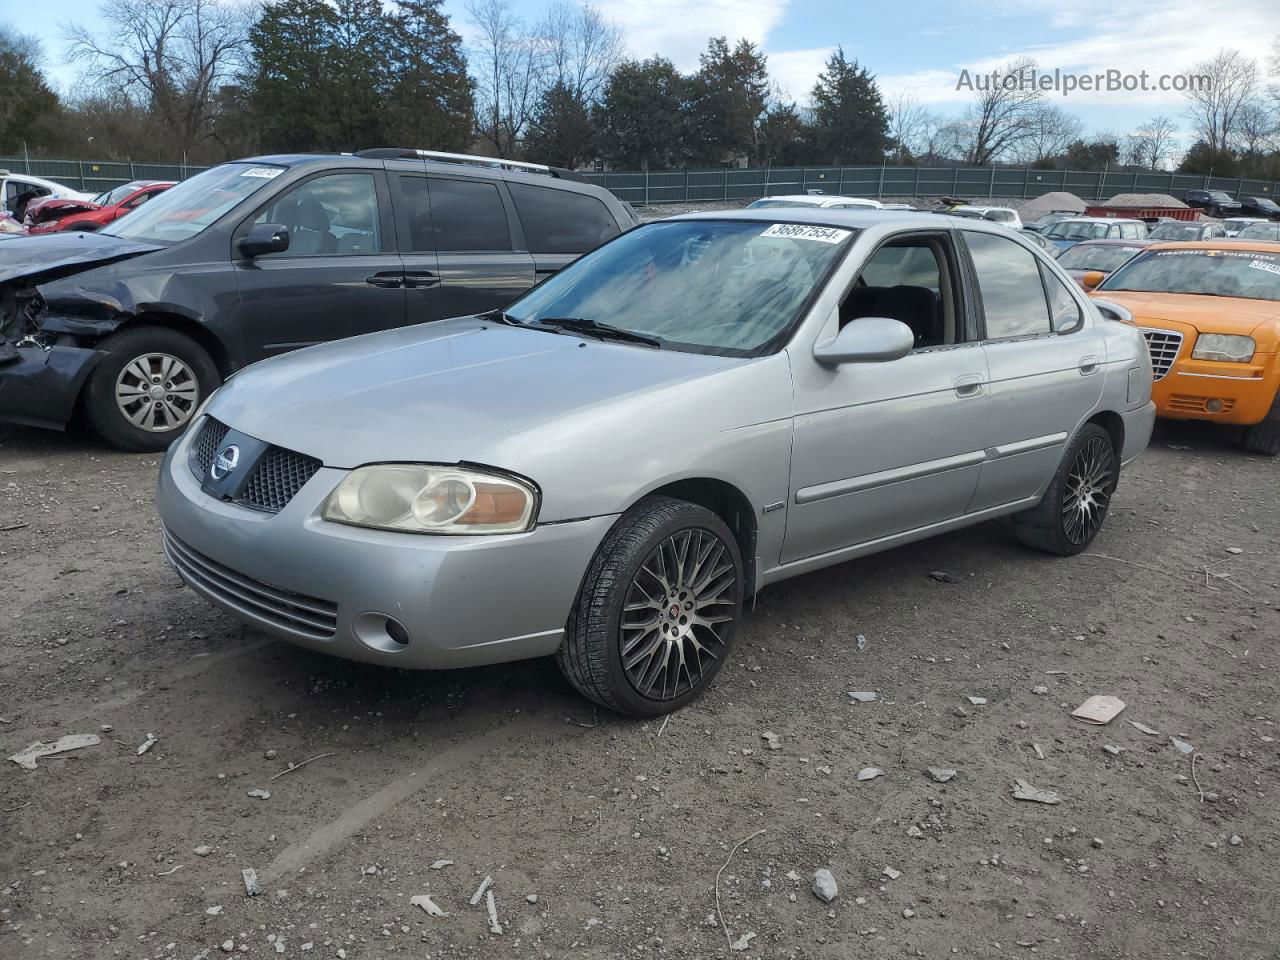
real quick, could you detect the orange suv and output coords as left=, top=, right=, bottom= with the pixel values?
left=1087, top=240, right=1280, bottom=455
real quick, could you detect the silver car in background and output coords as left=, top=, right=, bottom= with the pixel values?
left=157, top=209, right=1155, bottom=715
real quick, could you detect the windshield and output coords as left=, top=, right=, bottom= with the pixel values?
left=1149, top=223, right=1203, bottom=241
left=1100, top=248, right=1280, bottom=302
left=1056, top=244, right=1144, bottom=272
left=748, top=199, right=820, bottom=209
left=505, top=220, right=855, bottom=356
left=1048, top=221, right=1109, bottom=240
left=94, top=183, right=140, bottom=207
left=105, top=163, right=286, bottom=244
left=1238, top=224, right=1280, bottom=240
left=1207, top=191, right=1234, bottom=201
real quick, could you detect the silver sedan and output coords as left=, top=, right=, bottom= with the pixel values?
left=157, top=209, right=1155, bottom=715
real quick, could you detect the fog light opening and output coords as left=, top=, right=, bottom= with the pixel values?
left=353, top=612, right=412, bottom=653
left=1205, top=398, right=1225, bottom=413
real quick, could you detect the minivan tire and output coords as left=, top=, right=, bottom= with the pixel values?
left=1013, top=423, right=1118, bottom=556
left=84, top=326, right=220, bottom=452
left=558, top=496, right=743, bottom=716
left=1240, top=392, right=1280, bottom=456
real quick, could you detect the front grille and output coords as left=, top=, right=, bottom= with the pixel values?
left=237, top=447, right=322, bottom=513
left=1140, top=328, right=1183, bottom=381
left=189, top=417, right=229, bottom=480
left=163, top=527, right=337, bottom=639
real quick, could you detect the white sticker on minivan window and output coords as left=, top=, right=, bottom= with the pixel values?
left=760, top=223, right=851, bottom=244
left=240, top=167, right=284, bottom=179
left=1248, top=258, right=1280, bottom=276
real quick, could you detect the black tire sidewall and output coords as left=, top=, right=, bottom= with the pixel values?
left=85, top=326, right=219, bottom=452
left=1016, top=424, right=1118, bottom=555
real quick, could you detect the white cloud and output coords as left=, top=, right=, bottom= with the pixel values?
left=766, top=46, right=834, bottom=101
left=595, top=0, right=790, bottom=70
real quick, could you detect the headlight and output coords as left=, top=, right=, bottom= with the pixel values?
left=322, top=465, right=537, bottom=535
left=1192, top=333, right=1255, bottom=363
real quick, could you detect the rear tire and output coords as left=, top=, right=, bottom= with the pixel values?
left=1240, top=392, right=1280, bottom=456
left=1013, top=424, right=1118, bottom=556
left=557, top=496, right=743, bottom=716
left=84, top=326, right=219, bottom=452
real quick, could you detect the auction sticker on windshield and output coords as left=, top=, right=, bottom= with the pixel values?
left=760, top=224, right=851, bottom=244
left=1249, top=258, right=1280, bottom=276
left=240, top=167, right=284, bottom=179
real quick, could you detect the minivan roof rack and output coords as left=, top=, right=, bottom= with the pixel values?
left=355, top=148, right=583, bottom=181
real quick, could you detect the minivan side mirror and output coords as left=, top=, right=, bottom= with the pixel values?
left=237, top=223, right=289, bottom=259
left=814, top=317, right=915, bottom=366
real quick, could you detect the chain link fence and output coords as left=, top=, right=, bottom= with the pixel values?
left=6, top=154, right=1278, bottom=206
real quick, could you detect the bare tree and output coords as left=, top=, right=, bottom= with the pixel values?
left=1123, top=115, right=1179, bottom=169
left=467, top=0, right=550, bottom=157
left=954, top=57, right=1045, bottom=164
left=1010, top=104, right=1084, bottom=164
left=912, top=110, right=952, bottom=163
left=64, top=0, right=253, bottom=155
left=540, top=1, right=624, bottom=104
left=1235, top=100, right=1278, bottom=157
left=1183, top=48, right=1260, bottom=151
left=885, top=91, right=928, bottom=162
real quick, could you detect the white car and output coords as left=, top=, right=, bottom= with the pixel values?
left=1, top=171, right=94, bottom=220
left=748, top=194, right=884, bottom=211
left=1222, top=216, right=1270, bottom=237
left=944, top=205, right=1024, bottom=229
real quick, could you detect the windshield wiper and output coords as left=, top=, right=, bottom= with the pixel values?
left=479, top=309, right=525, bottom=326
left=536, top=317, right=662, bottom=347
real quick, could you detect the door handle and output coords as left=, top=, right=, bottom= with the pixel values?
left=403, top=272, right=441, bottom=289
left=954, top=374, right=984, bottom=397
left=1078, top=355, right=1100, bottom=376
left=366, top=273, right=403, bottom=288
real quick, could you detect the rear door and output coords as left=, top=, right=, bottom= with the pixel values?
left=393, top=174, right=534, bottom=323
left=962, top=229, right=1105, bottom=511
left=231, top=169, right=405, bottom=361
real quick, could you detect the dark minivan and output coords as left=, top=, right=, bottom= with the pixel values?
left=0, top=149, right=638, bottom=450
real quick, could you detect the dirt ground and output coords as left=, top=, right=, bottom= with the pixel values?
left=1, top=415, right=1276, bottom=960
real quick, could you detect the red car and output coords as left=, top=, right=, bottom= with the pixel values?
left=25, top=180, right=175, bottom=234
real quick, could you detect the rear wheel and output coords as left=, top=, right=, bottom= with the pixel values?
left=83, top=326, right=219, bottom=452
left=557, top=496, right=743, bottom=716
left=1013, top=424, right=1118, bottom=556
left=1240, top=391, right=1280, bottom=456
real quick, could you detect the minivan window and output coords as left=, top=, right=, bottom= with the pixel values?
left=965, top=230, right=1052, bottom=338
left=253, top=173, right=381, bottom=256
left=107, top=162, right=286, bottom=244
left=508, top=182, right=620, bottom=254
left=426, top=178, right=512, bottom=252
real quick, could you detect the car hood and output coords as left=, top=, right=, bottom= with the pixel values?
left=209, top=317, right=753, bottom=472
left=1089, top=290, right=1280, bottom=338
left=0, top=231, right=162, bottom=286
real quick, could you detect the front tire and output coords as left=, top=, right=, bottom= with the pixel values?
left=1013, top=424, right=1118, bottom=556
left=83, top=326, right=219, bottom=452
left=1240, top=392, right=1280, bottom=456
left=557, top=496, right=743, bottom=716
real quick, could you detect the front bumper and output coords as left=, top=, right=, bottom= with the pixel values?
left=0, top=343, right=105, bottom=429
left=156, top=420, right=617, bottom=670
left=1142, top=321, right=1278, bottom=425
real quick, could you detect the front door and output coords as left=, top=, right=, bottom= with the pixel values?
left=961, top=229, right=1106, bottom=511
left=231, top=170, right=405, bottom=361
left=782, top=232, right=990, bottom=564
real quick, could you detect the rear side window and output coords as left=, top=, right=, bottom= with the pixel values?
left=964, top=230, right=1052, bottom=339
left=428, top=178, right=512, bottom=252
left=508, top=183, right=620, bottom=254
left=1040, top=264, right=1082, bottom=333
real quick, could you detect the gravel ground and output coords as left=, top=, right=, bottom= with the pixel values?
left=1, top=417, right=1277, bottom=960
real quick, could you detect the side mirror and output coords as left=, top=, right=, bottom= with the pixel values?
left=1080, top=270, right=1105, bottom=291
left=814, top=317, right=915, bottom=366
left=1091, top=298, right=1134, bottom=325
left=237, top=222, right=289, bottom=259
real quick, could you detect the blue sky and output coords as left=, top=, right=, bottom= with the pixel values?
left=9, top=0, right=1276, bottom=144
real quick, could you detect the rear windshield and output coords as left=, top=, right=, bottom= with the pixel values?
left=1148, top=223, right=1205, bottom=241
left=1056, top=244, right=1144, bottom=273
left=1047, top=221, right=1110, bottom=240
left=1101, top=248, right=1280, bottom=302
left=1238, top=223, right=1280, bottom=241
left=105, top=163, right=287, bottom=244
left=748, top=199, right=820, bottom=209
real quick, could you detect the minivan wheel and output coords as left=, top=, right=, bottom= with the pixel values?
left=1240, top=392, right=1280, bottom=456
left=558, top=496, right=743, bottom=716
left=84, top=326, right=219, bottom=452
left=1013, top=424, right=1118, bottom=556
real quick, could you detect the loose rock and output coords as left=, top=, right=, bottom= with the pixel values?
left=812, top=868, right=839, bottom=903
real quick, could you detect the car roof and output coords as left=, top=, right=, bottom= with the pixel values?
left=759, top=194, right=873, bottom=204
left=1146, top=239, right=1280, bottom=254
left=667, top=207, right=1011, bottom=234
left=1067, top=238, right=1153, bottom=247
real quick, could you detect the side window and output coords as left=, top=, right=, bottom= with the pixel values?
left=254, top=173, right=381, bottom=256
left=126, top=192, right=152, bottom=208
left=427, top=178, right=512, bottom=252
left=964, top=230, right=1052, bottom=339
left=397, top=176, right=434, bottom=252
left=1040, top=264, right=1082, bottom=333
left=841, top=237, right=956, bottom=348
left=508, top=182, right=620, bottom=254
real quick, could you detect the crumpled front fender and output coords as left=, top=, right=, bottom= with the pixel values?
left=0, top=344, right=106, bottom=430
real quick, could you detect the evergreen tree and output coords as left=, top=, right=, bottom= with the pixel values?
left=0, top=28, right=62, bottom=153
left=247, top=0, right=346, bottom=151
left=386, top=0, right=474, bottom=152
left=594, top=58, right=686, bottom=170
left=524, top=82, right=595, bottom=168
left=685, top=37, right=768, bottom=165
left=809, top=48, right=889, bottom=164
